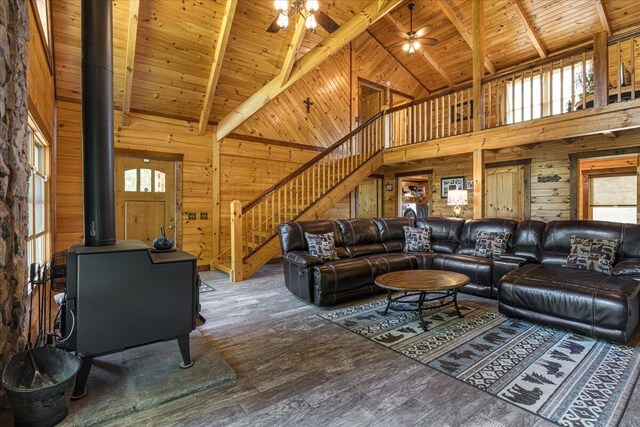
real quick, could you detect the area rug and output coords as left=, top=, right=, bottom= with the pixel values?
left=319, top=300, right=640, bottom=426
left=61, top=329, right=236, bottom=427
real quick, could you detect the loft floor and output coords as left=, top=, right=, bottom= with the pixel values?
left=102, top=265, right=640, bottom=426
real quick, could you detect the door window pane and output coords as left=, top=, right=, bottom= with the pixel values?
left=154, top=171, right=166, bottom=193
left=140, top=168, right=152, bottom=192
left=592, top=207, right=637, bottom=224
left=590, top=174, right=637, bottom=224
left=124, top=169, right=137, bottom=192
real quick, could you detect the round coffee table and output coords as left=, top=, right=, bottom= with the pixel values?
left=374, top=270, right=470, bottom=331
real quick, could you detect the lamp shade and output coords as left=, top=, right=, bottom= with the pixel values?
left=447, top=189, right=468, bottom=206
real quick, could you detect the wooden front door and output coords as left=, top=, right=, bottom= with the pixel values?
left=355, top=177, right=383, bottom=218
left=115, top=156, right=176, bottom=245
left=485, top=164, right=527, bottom=220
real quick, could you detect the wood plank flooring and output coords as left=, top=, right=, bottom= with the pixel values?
left=104, top=264, right=640, bottom=426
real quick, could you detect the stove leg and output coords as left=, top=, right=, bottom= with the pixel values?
left=72, top=356, right=93, bottom=400
left=177, top=334, right=193, bottom=369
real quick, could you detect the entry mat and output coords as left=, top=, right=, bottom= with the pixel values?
left=319, top=300, right=640, bottom=426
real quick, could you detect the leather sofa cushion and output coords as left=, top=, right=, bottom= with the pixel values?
left=541, top=220, right=625, bottom=258
left=279, top=220, right=344, bottom=253
left=416, top=218, right=465, bottom=253
left=513, top=220, right=546, bottom=262
left=457, top=219, right=518, bottom=256
left=346, top=244, right=387, bottom=258
left=314, top=258, right=377, bottom=293
left=613, top=258, right=640, bottom=276
left=382, top=240, right=403, bottom=253
left=363, top=253, right=420, bottom=274
left=372, top=217, right=415, bottom=242
left=432, top=254, right=492, bottom=287
left=499, top=263, right=640, bottom=331
left=406, top=252, right=437, bottom=269
left=283, top=251, right=323, bottom=268
left=336, top=219, right=381, bottom=246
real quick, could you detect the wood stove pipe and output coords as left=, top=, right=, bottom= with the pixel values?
left=81, top=0, right=116, bottom=246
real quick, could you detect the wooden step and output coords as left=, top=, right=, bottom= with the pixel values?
left=210, top=257, right=231, bottom=274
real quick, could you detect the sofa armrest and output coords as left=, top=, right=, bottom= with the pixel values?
left=283, top=251, right=324, bottom=268
left=613, top=259, right=640, bottom=277
left=496, top=255, right=528, bottom=264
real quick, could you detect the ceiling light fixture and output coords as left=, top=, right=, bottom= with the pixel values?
left=274, top=0, right=320, bottom=32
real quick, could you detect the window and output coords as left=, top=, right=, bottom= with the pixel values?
left=506, top=58, right=592, bottom=124
left=121, top=168, right=166, bottom=193
left=27, top=118, right=50, bottom=271
left=34, top=0, right=51, bottom=47
left=590, top=174, right=637, bottom=224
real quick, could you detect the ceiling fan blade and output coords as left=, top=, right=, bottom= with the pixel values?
left=266, top=15, right=281, bottom=33
left=316, top=10, right=340, bottom=33
left=414, top=25, right=434, bottom=38
left=417, top=37, right=439, bottom=46
left=394, top=30, right=411, bottom=40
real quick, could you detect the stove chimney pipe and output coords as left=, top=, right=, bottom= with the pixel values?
left=81, top=0, right=116, bottom=246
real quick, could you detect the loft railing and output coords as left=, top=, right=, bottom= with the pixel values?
left=225, top=111, right=386, bottom=278
left=608, top=29, right=640, bottom=105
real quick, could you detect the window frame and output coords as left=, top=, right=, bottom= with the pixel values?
left=583, top=169, right=637, bottom=222
left=29, top=0, right=54, bottom=74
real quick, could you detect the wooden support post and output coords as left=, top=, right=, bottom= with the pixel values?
left=212, top=135, right=221, bottom=258
left=383, top=106, right=391, bottom=148
left=230, top=200, right=243, bottom=282
left=472, top=0, right=485, bottom=132
left=593, top=31, right=609, bottom=108
left=473, top=149, right=484, bottom=219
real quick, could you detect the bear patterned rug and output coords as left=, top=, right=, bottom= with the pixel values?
left=319, top=300, right=640, bottom=427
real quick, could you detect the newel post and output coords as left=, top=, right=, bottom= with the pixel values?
left=593, top=31, right=609, bottom=108
left=230, top=200, right=243, bottom=282
left=383, top=106, right=391, bottom=149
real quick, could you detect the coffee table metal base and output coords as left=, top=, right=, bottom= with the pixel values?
left=382, top=289, right=463, bottom=331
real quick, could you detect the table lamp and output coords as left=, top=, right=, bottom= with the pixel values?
left=447, top=189, right=468, bottom=218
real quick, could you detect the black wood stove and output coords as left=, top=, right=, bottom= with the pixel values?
left=54, top=0, right=204, bottom=399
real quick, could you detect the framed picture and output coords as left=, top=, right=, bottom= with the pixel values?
left=450, top=100, right=473, bottom=123
left=440, top=177, right=465, bottom=199
left=466, top=180, right=474, bottom=190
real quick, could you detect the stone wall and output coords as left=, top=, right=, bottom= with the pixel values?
left=0, top=0, right=30, bottom=396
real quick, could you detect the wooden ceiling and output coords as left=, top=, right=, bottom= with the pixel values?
left=52, top=0, right=640, bottom=124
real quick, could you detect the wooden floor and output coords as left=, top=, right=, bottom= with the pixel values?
left=105, top=264, right=640, bottom=427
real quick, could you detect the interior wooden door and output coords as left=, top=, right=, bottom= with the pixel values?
left=485, top=165, right=525, bottom=220
left=356, top=177, right=382, bottom=218
left=359, top=83, right=383, bottom=123
left=115, top=156, right=176, bottom=245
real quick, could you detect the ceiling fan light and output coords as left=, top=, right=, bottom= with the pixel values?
left=402, top=42, right=410, bottom=52
left=306, top=0, right=319, bottom=13
left=277, top=12, right=289, bottom=30
left=305, top=13, right=317, bottom=30
left=274, top=0, right=288, bottom=12
left=412, top=40, right=420, bottom=49
left=408, top=45, right=416, bottom=54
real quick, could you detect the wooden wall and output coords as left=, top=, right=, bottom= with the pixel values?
left=383, top=129, right=640, bottom=222
left=233, top=32, right=428, bottom=149
left=55, top=101, right=214, bottom=266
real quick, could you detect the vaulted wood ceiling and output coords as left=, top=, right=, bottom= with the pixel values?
left=52, top=0, right=640, bottom=124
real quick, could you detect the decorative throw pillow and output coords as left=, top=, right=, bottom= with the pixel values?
left=403, top=226, right=433, bottom=253
left=474, top=231, right=511, bottom=258
left=565, top=236, right=621, bottom=275
left=304, top=232, right=339, bottom=262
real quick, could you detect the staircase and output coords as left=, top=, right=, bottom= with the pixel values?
left=211, top=112, right=387, bottom=281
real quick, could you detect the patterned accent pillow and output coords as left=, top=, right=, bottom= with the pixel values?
left=403, top=226, right=433, bottom=253
left=304, top=232, right=339, bottom=262
left=474, top=231, right=511, bottom=258
left=565, top=236, right=621, bottom=275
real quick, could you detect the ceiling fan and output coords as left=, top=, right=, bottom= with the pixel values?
left=267, top=0, right=340, bottom=34
left=393, top=2, right=438, bottom=54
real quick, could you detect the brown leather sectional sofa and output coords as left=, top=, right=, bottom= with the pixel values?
left=277, top=217, right=640, bottom=344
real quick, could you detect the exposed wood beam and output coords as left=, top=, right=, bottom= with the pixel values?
left=436, top=0, right=496, bottom=75
left=473, top=148, right=484, bottom=219
left=121, top=0, right=140, bottom=127
left=216, top=0, right=403, bottom=141
left=602, top=131, right=617, bottom=139
left=383, top=14, right=454, bottom=87
left=198, top=0, right=238, bottom=136
left=280, top=15, right=307, bottom=85
left=471, top=0, right=484, bottom=132
left=510, top=0, right=547, bottom=58
left=594, top=0, right=612, bottom=36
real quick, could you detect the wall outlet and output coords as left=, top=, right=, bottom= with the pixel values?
left=200, top=212, right=208, bottom=220
left=187, top=212, right=196, bottom=220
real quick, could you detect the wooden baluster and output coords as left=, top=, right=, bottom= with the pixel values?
left=570, top=56, right=575, bottom=112
left=486, top=82, right=491, bottom=129
left=582, top=53, right=587, bottom=110
left=617, top=40, right=622, bottom=102
left=467, top=89, right=472, bottom=133
left=632, top=37, right=636, bottom=100
left=560, top=59, right=564, bottom=115
left=429, top=100, right=433, bottom=140
left=540, top=65, right=544, bottom=118
left=550, top=62, right=554, bottom=115
left=441, top=96, right=445, bottom=137
left=519, top=73, right=524, bottom=123
left=447, top=94, right=451, bottom=137
left=435, top=98, right=439, bottom=139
